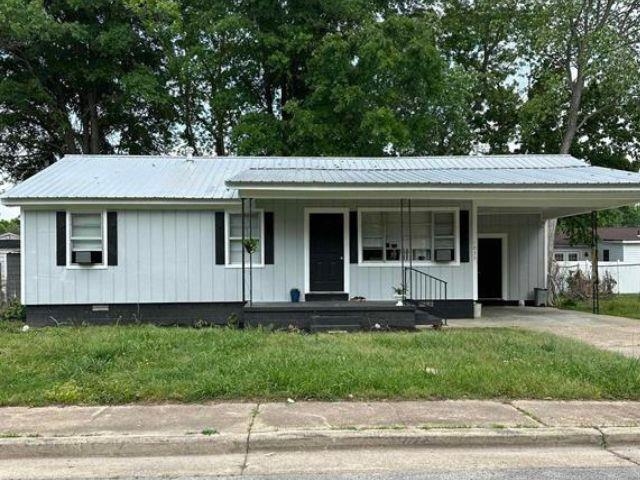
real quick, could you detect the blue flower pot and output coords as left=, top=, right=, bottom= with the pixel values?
left=290, top=289, right=300, bottom=303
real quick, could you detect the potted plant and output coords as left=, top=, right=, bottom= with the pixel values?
left=392, top=284, right=406, bottom=306
left=242, top=238, right=259, bottom=255
left=290, top=288, right=300, bottom=303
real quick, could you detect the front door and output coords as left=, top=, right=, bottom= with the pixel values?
left=309, top=213, right=344, bottom=292
left=478, top=238, right=503, bottom=299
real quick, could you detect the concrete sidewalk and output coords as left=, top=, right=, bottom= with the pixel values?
left=2, top=400, right=640, bottom=459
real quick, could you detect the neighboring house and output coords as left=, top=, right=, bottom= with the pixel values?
left=0, top=232, right=20, bottom=302
left=554, top=227, right=640, bottom=262
left=3, top=154, right=640, bottom=328
left=555, top=228, right=640, bottom=294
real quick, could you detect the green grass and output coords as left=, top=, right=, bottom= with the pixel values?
left=0, top=322, right=639, bottom=405
left=558, top=294, right=640, bottom=320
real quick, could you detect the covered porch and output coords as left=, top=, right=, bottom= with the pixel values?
left=224, top=156, right=640, bottom=329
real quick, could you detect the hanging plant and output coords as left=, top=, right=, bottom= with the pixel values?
left=243, top=238, right=259, bottom=254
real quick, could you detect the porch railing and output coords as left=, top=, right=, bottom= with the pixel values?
left=403, top=267, right=448, bottom=305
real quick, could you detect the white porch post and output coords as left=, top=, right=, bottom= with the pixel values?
left=471, top=201, right=478, bottom=301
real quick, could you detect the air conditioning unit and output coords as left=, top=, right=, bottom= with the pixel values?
left=434, top=249, right=454, bottom=262
left=73, top=251, right=102, bottom=265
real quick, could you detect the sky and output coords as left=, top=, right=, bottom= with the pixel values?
left=0, top=183, right=18, bottom=219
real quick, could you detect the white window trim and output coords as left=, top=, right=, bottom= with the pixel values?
left=357, top=207, right=460, bottom=267
left=224, top=209, right=265, bottom=268
left=66, top=211, right=108, bottom=270
left=567, top=251, right=580, bottom=262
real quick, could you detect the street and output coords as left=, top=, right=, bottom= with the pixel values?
left=1, top=446, right=638, bottom=480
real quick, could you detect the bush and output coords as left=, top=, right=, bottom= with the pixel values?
left=561, top=268, right=617, bottom=301
left=1, top=300, right=26, bottom=323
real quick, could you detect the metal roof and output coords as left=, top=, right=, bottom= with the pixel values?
left=4, top=154, right=640, bottom=203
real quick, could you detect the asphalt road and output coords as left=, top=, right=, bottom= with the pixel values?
left=215, top=470, right=640, bottom=480
left=2, top=447, right=639, bottom=480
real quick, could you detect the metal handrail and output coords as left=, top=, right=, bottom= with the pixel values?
left=403, top=267, right=448, bottom=303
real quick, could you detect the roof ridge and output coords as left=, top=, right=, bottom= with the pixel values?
left=246, top=165, right=589, bottom=172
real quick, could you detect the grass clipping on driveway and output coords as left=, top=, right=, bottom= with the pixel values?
left=1, top=323, right=639, bottom=405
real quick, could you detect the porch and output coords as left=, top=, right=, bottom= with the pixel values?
left=242, top=299, right=443, bottom=331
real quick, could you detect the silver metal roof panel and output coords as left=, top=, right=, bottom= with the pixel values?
left=4, top=154, right=640, bottom=203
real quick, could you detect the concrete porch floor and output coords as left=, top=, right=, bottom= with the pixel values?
left=448, top=306, right=640, bottom=358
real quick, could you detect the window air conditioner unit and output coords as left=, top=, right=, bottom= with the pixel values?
left=73, top=251, right=102, bottom=265
left=434, top=249, right=454, bottom=262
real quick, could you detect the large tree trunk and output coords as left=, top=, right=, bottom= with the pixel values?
left=560, top=72, right=585, bottom=154
left=547, top=72, right=585, bottom=303
left=88, top=91, right=100, bottom=154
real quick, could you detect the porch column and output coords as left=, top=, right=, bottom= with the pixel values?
left=471, top=201, right=478, bottom=301
left=241, top=198, right=246, bottom=304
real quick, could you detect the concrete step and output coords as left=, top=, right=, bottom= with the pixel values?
left=414, top=308, right=444, bottom=326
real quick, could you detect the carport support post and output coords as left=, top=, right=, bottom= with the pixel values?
left=591, top=211, right=599, bottom=314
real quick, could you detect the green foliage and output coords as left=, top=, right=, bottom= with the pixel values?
left=1, top=300, right=25, bottom=323
left=0, top=326, right=639, bottom=405
left=0, top=218, right=19, bottom=235
left=1, top=0, right=639, bottom=202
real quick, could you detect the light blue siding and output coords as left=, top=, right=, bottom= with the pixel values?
left=23, top=202, right=544, bottom=305
left=478, top=213, right=545, bottom=300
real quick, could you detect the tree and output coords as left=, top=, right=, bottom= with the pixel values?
left=0, top=0, right=175, bottom=181
left=251, top=14, right=475, bottom=156
left=437, top=0, right=522, bottom=153
left=517, top=0, right=640, bottom=294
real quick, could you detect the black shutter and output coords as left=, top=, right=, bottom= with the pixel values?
left=264, top=212, right=274, bottom=264
left=460, top=210, right=470, bottom=263
left=107, top=211, right=118, bottom=266
left=56, top=211, right=66, bottom=266
left=349, top=211, right=358, bottom=263
left=215, top=211, right=225, bottom=265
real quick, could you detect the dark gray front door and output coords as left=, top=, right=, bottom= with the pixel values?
left=309, top=213, right=344, bottom=292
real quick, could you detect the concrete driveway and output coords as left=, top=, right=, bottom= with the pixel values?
left=448, top=307, right=640, bottom=359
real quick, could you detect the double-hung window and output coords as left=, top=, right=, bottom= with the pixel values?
left=226, top=211, right=263, bottom=266
left=68, top=212, right=106, bottom=266
left=360, top=209, right=457, bottom=264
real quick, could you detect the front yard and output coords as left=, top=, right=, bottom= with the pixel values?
left=1, top=322, right=639, bottom=406
left=558, top=294, right=640, bottom=320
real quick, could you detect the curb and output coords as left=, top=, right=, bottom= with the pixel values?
left=0, top=427, right=619, bottom=459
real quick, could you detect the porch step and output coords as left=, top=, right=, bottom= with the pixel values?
left=310, top=315, right=361, bottom=332
left=414, top=307, right=444, bottom=326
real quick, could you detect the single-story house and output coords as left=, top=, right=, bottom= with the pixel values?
left=555, top=227, right=640, bottom=262
left=0, top=232, right=20, bottom=302
left=554, top=227, right=640, bottom=295
left=4, top=154, right=640, bottom=329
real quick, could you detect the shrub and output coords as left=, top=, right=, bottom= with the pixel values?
left=1, top=300, right=26, bottom=323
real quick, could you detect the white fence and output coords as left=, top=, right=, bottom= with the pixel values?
left=556, top=260, right=640, bottom=295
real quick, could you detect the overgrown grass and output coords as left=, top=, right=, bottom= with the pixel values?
left=558, top=294, right=640, bottom=320
left=0, top=322, right=639, bottom=405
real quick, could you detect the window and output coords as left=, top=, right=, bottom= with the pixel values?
left=68, top=212, right=105, bottom=266
left=554, top=253, right=564, bottom=261
left=567, top=252, right=579, bottom=261
left=603, top=249, right=610, bottom=261
left=226, top=211, right=263, bottom=266
left=360, top=209, right=456, bottom=264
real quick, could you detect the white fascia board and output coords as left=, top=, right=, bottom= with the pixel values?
left=2, top=198, right=241, bottom=208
